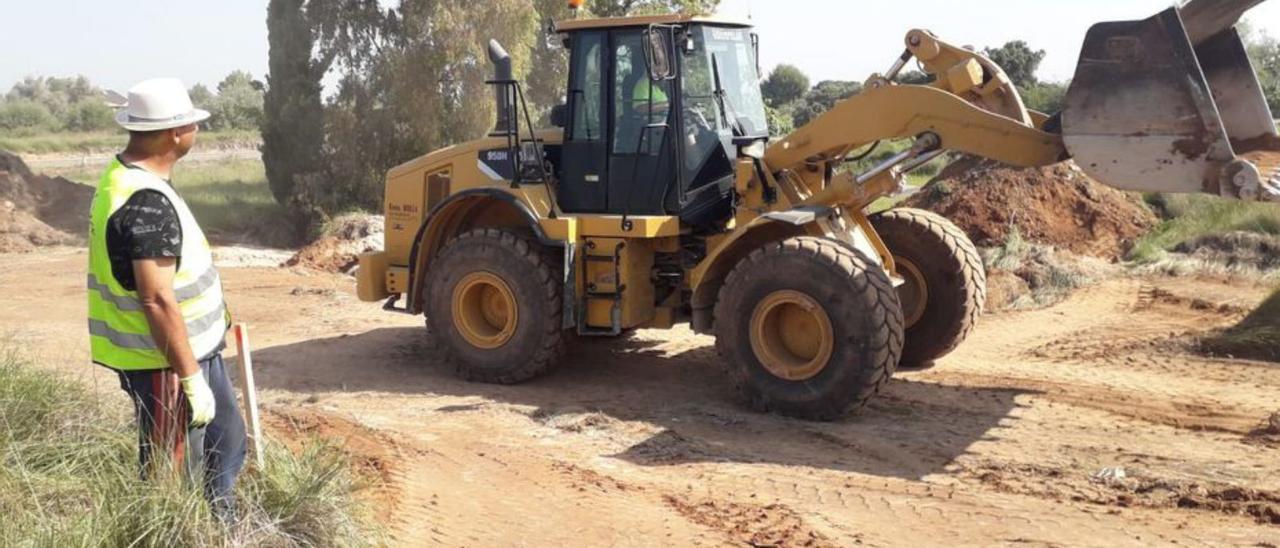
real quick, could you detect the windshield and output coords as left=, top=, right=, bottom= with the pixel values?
left=681, top=25, right=767, bottom=137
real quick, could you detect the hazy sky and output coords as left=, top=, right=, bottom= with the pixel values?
left=718, top=0, right=1280, bottom=83
left=2, top=1, right=1278, bottom=93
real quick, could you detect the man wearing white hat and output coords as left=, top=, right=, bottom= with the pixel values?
left=87, top=78, right=245, bottom=520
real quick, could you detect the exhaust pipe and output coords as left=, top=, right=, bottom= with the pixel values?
left=488, top=39, right=514, bottom=136
left=1062, top=0, right=1278, bottom=201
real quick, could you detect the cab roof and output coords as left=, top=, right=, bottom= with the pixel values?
left=555, top=13, right=751, bottom=33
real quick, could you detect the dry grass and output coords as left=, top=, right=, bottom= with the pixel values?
left=0, top=130, right=259, bottom=155
left=60, top=159, right=298, bottom=247
left=981, top=227, right=1119, bottom=311
left=0, top=348, right=380, bottom=546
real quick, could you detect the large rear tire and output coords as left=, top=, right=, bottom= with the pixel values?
left=714, top=237, right=904, bottom=420
left=425, top=228, right=566, bottom=384
left=871, top=208, right=986, bottom=370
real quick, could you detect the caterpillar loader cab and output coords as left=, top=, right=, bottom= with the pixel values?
left=357, top=1, right=1277, bottom=420
left=551, top=17, right=767, bottom=230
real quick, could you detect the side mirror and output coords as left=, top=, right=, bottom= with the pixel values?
left=644, top=25, right=676, bottom=81
left=549, top=103, right=569, bottom=128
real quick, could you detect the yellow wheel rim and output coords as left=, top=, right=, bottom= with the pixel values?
left=749, top=290, right=834, bottom=381
left=451, top=272, right=518, bottom=350
left=895, top=257, right=929, bottom=328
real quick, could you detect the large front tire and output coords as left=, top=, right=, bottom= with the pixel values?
left=424, top=228, right=566, bottom=384
left=714, top=237, right=904, bottom=420
left=871, top=208, right=986, bottom=369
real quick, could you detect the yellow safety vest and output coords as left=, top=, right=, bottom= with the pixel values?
left=87, top=158, right=228, bottom=371
left=632, top=79, right=669, bottom=106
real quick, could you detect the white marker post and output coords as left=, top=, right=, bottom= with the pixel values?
left=233, top=323, right=265, bottom=469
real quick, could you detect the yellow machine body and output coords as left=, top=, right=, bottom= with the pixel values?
left=359, top=2, right=1277, bottom=338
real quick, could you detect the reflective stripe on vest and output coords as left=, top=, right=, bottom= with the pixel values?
left=87, top=158, right=228, bottom=371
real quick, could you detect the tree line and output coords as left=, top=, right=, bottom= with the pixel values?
left=0, top=73, right=265, bottom=135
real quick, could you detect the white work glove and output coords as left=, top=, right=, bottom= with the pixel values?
left=179, top=372, right=217, bottom=427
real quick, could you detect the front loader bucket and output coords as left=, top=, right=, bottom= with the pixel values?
left=1062, top=0, right=1279, bottom=201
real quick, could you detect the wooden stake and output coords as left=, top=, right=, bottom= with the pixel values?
left=233, top=323, right=265, bottom=469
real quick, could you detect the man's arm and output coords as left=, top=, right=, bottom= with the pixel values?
left=133, top=257, right=200, bottom=379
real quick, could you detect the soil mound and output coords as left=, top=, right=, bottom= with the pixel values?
left=285, top=213, right=384, bottom=273
left=903, top=157, right=1157, bottom=260
left=0, top=150, right=94, bottom=253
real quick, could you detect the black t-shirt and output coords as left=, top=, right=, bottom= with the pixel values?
left=105, top=157, right=183, bottom=291
left=103, top=158, right=226, bottom=360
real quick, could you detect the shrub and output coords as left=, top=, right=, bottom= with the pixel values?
left=62, top=99, right=116, bottom=132
left=0, top=100, right=58, bottom=132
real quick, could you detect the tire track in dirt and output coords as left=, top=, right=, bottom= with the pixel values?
left=926, top=279, right=1279, bottom=436
left=7, top=252, right=1280, bottom=546
left=354, top=407, right=728, bottom=546
left=958, top=458, right=1280, bottom=526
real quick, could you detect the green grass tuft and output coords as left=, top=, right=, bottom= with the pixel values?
left=1129, top=193, right=1280, bottom=264
left=0, top=348, right=379, bottom=547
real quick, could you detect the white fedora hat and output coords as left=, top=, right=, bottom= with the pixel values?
left=115, top=78, right=211, bottom=131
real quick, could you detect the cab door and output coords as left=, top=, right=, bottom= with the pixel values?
left=606, top=29, right=676, bottom=215
left=557, top=31, right=609, bottom=213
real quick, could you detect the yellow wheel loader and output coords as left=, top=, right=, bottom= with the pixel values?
left=357, top=0, right=1279, bottom=420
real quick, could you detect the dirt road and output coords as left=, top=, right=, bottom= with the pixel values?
left=3, top=248, right=1278, bottom=547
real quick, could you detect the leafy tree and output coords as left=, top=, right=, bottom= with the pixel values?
left=311, top=0, right=538, bottom=215
left=526, top=0, right=575, bottom=119
left=588, top=0, right=719, bottom=17
left=765, top=104, right=793, bottom=138
left=1247, top=32, right=1280, bottom=114
left=761, top=64, right=809, bottom=108
left=1022, top=81, right=1068, bottom=114
left=791, top=80, right=861, bottom=127
left=188, top=84, right=216, bottom=110
left=62, top=98, right=114, bottom=131
left=6, top=76, right=95, bottom=120
left=0, top=100, right=57, bottom=132
left=983, top=40, right=1045, bottom=89
left=898, top=70, right=933, bottom=85
left=3, top=75, right=109, bottom=132
left=208, top=71, right=265, bottom=131
left=262, top=0, right=329, bottom=209
left=264, top=0, right=721, bottom=227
